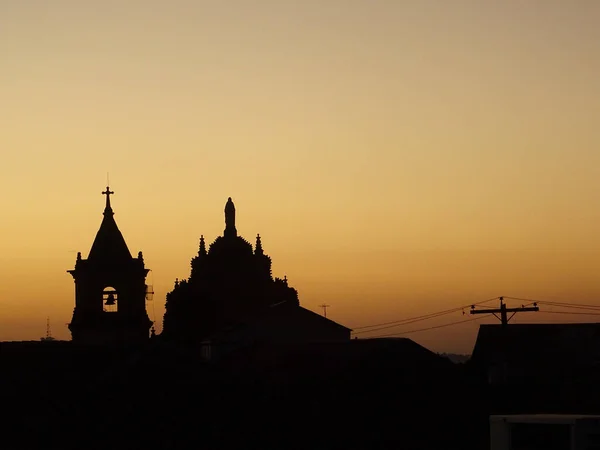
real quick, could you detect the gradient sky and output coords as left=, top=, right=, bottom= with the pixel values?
left=1, top=0, right=599, bottom=353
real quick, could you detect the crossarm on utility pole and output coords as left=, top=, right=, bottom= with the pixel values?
left=469, top=297, right=538, bottom=326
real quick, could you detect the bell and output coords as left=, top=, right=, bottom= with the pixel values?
left=105, top=293, right=116, bottom=306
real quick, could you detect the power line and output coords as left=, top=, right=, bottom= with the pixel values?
left=353, top=309, right=468, bottom=335
left=352, top=296, right=600, bottom=337
left=504, top=296, right=600, bottom=314
left=538, top=310, right=600, bottom=316
left=537, top=301, right=600, bottom=311
left=505, top=297, right=600, bottom=310
left=363, top=315, right=488, bottom=339
left=353, top=308, right=462, bottom=331
left=352, top=297, right=500, bottom=333
left=356, top=296, right=600, bottom=339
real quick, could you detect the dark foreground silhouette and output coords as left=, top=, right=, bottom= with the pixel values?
left=5, top=331, right=600, bottom=449
left=1, top=338, right=487, bottom=450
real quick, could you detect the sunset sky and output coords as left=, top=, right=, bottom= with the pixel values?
left=1, top=1, right=599, bottom=353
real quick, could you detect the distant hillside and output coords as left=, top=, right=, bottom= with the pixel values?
left=439, top=353, right=470, bottom=364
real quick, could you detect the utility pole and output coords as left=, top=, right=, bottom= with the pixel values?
left=319, top=304, right=330, bottom=318
left=470, top=296, right=538, bottom=326
left=470, top=296, right=538, bottom=384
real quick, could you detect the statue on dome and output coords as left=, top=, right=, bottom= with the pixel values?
left=162, top=197, right=302, bottom=341
left=224, top=197, right=237, bottom=237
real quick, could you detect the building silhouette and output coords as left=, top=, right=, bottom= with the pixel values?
left=162, top=197, right=350, bottom=347
left=67, top=186, right=152, bottom=344
left=470, top=322, right=600, bottom=389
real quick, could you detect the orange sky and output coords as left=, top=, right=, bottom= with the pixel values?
left=1, top=1, right=599, bottom=353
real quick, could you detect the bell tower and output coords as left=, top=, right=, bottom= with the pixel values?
left=67, top=186, right=152, bottom=345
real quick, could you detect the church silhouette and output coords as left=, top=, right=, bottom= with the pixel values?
left=67, top=189, right=350, bottom=349
left=162, top=197, right=351, bottom=353
left=67, top=187, right=152, bottom=345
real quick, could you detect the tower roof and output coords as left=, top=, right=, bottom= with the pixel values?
left=87, top=186, right=132, bottom=262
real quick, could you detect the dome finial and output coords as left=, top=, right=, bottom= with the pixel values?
left=199, top=235, right=207, bottom=255
left=255, top=234, right=264, bottom=255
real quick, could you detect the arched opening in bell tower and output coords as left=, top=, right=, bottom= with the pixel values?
left=103, top=287, right=118, bottom=312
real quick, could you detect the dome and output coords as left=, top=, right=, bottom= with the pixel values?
left=207, top=235, right=254, bottom=258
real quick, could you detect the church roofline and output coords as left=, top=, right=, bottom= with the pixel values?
left=86, top=186, right=134, bottom=262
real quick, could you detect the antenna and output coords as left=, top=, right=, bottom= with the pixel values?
left=319, top=304, right=331, bottom=318
left=41, top=317, right=55, bottom=341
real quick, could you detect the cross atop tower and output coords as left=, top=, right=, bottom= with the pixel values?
left=102, top=186, right=114, bottom=214
left=102, top=186, right=114, bottom=199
